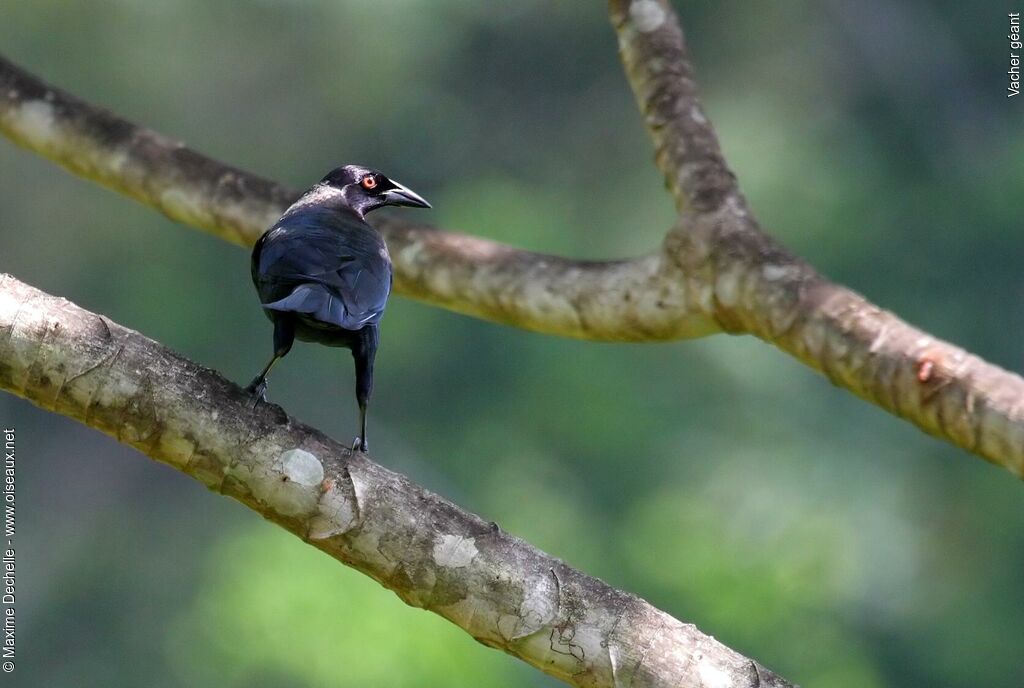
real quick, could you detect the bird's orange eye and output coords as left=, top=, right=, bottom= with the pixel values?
left=361, top=176, right=377, bottom=190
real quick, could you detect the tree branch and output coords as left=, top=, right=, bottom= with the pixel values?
left=0, top=55, right=717, bottom=343
left=0, top=272, right=793, bottom=688
left=1, top=5, right=1022, bottom=478
left=611, top=0, right=737, bottom=214
left=610, top=0, right=1024, bottom=477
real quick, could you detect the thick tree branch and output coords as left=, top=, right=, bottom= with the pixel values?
left=1, top=2, right=1023, bottom=479
left=0, top=55, right=717, bottom=343
left=610, top=0, right=1024, bottom=477
left=0, top=272, right=792, bottom=688
left=611, top=0, right=737, bottom=215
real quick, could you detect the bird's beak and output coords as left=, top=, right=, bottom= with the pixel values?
left=383, top=180, right=431, bottom=209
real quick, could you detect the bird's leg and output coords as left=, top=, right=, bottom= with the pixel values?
left=351, top=325, right=378, bottom=452
left=355, top=401, right=368, bottom=453
left=246, top=316, right=294, bottom=408
left=245, top=356, right=278, bottom=408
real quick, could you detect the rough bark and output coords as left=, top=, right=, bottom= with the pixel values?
left=610, top=0, right=1024, bottom=476
left=0, top=273, right=793, bottom=688
left=3, top=6, right=1022, bottom=477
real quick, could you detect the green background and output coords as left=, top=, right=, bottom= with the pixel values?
left=1, top=1, right=1022, bottom=686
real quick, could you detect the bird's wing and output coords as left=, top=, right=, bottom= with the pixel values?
left=252, top=209, right=392, bottom=330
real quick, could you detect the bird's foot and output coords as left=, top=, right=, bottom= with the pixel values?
left=351, top=436, right=368, bottom=453
left=245, top=378, right=268, bottom=409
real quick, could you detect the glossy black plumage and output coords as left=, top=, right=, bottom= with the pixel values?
left=245, top=165, right=430, bottom=452
left=253, top=207, right=391, bottom=339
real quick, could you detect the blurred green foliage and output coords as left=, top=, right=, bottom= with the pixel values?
left=168, top=528, right=528, bottom=687
left=1, top=1, right=1022, bottom=686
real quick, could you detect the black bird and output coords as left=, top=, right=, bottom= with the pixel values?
left=246, top=164, right=431, bottom=452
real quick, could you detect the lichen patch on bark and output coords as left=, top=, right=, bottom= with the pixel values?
left=432, top=534, right=478, bottom=568
left=629, top=0, right=666, bottom=33
left=280, top=448, right=324, bottom=486
left=8, top=99, right=55, bottom=149
left=697, top=653, right=735, bottom=688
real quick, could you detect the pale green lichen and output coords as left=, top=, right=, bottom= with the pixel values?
left=280, top=448, right=324, bottom=485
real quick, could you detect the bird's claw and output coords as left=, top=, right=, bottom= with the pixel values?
left=245, top=378, right=268, bottom=409
left=351, top=436, right=368, bottom=453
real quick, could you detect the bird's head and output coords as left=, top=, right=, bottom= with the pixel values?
left=319, top=164, right=431, bottom=217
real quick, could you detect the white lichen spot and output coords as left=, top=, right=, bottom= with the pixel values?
left=14, top=100, right=57, bottom=148
left=629, top=0, right=666, bottom=33
left=159, top=187, right=207, bottom=223
left=94, top=375, right=139, bottom=408
left=432, top=534, right=478, bottom=568
left=724, top=194, right=748, bottom=218
left=762, top=264, right=799, bottom=282
left=697, top=656, right=733, bottom=688
left=210, top=410, right=219, bottom=421
left=280, top=448, right=324, bottom=486
left=714, top=270, right=741, bottom=308
left=103, top=149, right=130, bottom=175
left=0, top=289, right=22, bottom=323
left=690, top=106, right=707, bottom=125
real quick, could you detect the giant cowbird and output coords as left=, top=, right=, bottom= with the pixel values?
left=246, top=164, right=430, bottom=452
